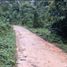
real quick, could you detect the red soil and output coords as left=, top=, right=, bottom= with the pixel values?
left=13, top=25, right=67, bottom=67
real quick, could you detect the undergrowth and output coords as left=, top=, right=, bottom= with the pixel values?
left=0, top=21, right=16, bottom=67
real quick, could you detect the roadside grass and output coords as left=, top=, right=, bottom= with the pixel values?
left=29, top=28, right=67, bottom=52
left=0, top=25, right=16, bottom=67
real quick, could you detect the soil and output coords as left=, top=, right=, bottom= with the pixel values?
left=13, top=25, right=67, bottom=67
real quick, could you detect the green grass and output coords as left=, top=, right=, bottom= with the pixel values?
left=29, top=28, right=67, bottom=52
left=0, top=25, right=16, bottom=67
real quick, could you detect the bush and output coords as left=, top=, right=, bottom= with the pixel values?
left=51, top=17, right=67, bottom=39
left=0, top=18, right=16, bottom=67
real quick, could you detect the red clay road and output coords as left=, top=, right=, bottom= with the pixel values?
left=13, top=25, right=67, bottom=67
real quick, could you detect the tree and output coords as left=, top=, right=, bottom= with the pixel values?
left=51, top=0, right=67, bottom=39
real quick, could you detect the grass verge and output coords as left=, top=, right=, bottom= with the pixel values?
left=0, top=25, right=16, bottom=67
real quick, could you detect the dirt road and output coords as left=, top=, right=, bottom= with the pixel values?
left=13, top=25, right=67, bottom=67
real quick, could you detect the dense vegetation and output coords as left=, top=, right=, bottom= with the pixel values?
left=0, top=17, right=15, bottom=67
left=0, top=0, right=67, bottom=66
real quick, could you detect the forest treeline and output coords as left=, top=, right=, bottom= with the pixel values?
left=0, top=0, right=67, bottom=38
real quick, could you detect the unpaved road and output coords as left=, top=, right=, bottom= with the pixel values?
left=13, top=25, right=67, bottom=67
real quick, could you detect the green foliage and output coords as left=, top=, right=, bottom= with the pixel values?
left=0, top=0, right=66, bottom=28
left=0, top=0, right=45, bottom=28
left=50, top=0, right=67, bottom=39
left=0, top=18, right=10, bottom=34
left=0, top=19, right=15, bottom=67
left=0, top=30, right=16, bottom=67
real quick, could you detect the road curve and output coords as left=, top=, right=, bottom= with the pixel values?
left=13, top=25, right=67, bottom=67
